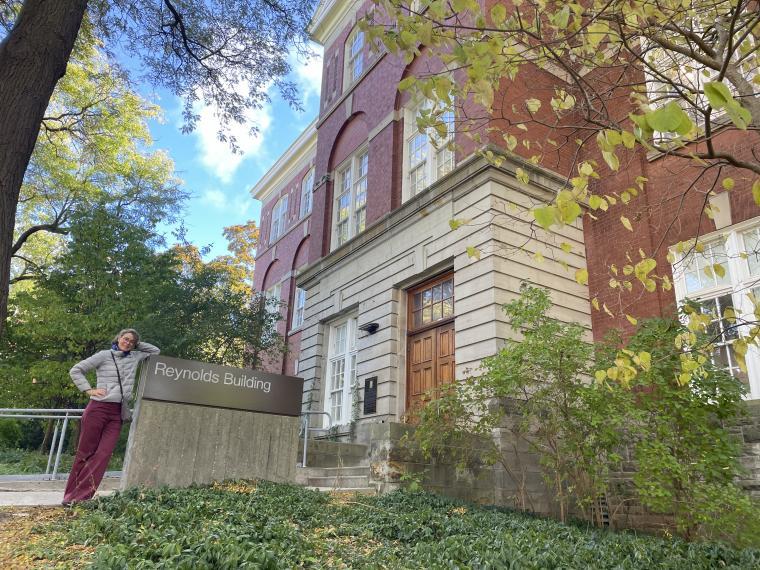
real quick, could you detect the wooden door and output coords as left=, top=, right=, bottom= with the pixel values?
left=407, top=321, right=455, bottom=413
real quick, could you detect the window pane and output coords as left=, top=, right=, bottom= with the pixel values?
left=432, top=302, right=442, bottom=321
left=413, top=292, right=422, bottom=310
left=443, top=298, right=454, bottom=317
left=683, top=241, right=729, bottom=293
left=744, top=229, right=760, bottom=276
left=331, top=359, right=345, bottom=390
left=432, top=284, right=442, bottom=303
left=337, top=192, right=350, bottom=221
left=422, top=289, right=432, bottom=307
left=354, top=208, right=366, bottom=235
left=334, top=324, right=346, bottom=354
left=413, top=310, right=422, bottom=328
left=422, top=306, right=432, bottom=324
left=442, top=279, right=453, bottom=300
left=409, top=133, right=427, bottom=167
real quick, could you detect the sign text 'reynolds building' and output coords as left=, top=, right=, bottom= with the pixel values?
left=140, top=355, right=304, bottom=416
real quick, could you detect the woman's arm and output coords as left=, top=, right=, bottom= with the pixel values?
left=135, top=342, right=160, bottom=360
left=69, top=352, right=106, bottom=393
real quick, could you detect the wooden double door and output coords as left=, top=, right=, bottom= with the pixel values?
left=406, top=273, right=455, bottom=414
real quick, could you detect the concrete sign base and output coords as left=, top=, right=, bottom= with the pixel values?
left=121, top=400, right=299, bottom=490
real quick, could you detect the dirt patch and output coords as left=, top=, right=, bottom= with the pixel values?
left=0, top=506, right=92, bottom=569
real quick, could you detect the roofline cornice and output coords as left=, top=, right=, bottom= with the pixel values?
left=250, top=120, right=317, bottom=203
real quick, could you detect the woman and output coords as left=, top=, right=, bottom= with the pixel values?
left=63, top=329, right=159, bottom=504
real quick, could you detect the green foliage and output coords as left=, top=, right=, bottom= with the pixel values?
left=1, top=206, right=287, bottom=409
left=0, top=419, right=22, bottom=449
left=24, top=482, right=760, bottom=568
left=410, top=285, right=625, bottom=521
left=12, top=33, right=185, bottom=285
left=599, top=317, right=760, bottom=546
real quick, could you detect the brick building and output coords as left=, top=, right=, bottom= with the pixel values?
left=252, top=0, right=760, bottom=442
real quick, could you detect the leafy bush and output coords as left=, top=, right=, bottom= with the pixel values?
left=407, top=285, right=626, bottom=522
left=0, top=418, right=22, bottom=449
left=27, top=482, right=760, bottom=568
left=600, top=317, right=760, bottom=546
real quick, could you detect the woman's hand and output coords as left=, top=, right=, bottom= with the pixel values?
left=86, top=388, right=106, bottom=397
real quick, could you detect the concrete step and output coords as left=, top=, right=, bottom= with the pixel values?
left=299, top=466, right=370, bottom=478
left=307, top=475, right=369, bottom=489
left=297, top=440, right=369, bottom=468
left=307, top=486, right=376, bottom=496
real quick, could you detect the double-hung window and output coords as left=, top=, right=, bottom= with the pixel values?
left=404, top=102, right=455, bottom=200
left=326, top=317, right=358, bottom=424
left=292, top=287, right=306, bottom=329
left=270, top=196, right=288, bottom=244
left=334, top=149, right=368, bottom=248
left=346, top=29, right=364, bottom=86
left=300, top=169, right=314, bottom=218
left=671, top=218, right=760, bottom=399
left=264, top=282, right=282, bottom=316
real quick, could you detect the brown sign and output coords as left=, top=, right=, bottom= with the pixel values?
left=139, top=355, right=304, bottom=417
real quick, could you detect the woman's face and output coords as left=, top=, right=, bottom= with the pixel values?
left=117, top=333, right=137, bottom=351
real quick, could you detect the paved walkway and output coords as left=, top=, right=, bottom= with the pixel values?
left=0, top=474, right=121, bottom=506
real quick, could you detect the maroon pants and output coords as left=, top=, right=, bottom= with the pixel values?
left=63, top=401, right=122, bottom=503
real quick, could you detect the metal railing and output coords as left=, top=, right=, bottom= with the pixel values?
left=299, top=410, right=332, bottom=468
left=0, top=408, right=85, bottom=480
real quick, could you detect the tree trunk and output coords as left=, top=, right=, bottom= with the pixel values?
left=0, top=0, right=88, bottom=338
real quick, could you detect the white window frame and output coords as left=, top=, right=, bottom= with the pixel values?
left=292, top=287, right=306, bottom=329
left=671, top=217, right=760, bottom=400
left=299, top=169, right=314, bottom=218
left=264, top=282, right=282, bottom=317
left=332, top=148, right=368, bottom=250
left=270, top=196, right=288, bottom=244
left=402, top=100, right=455, bottom=202
left=325, top=317, right=358, bottom=426
left=344, top=28, right=365, bottom=88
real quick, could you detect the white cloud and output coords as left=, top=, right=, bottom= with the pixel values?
left=201, top=189, right=228, bottom=209
left=192, top=86, right=273, bottom=183
left=291, top=43, right=324, bottom=107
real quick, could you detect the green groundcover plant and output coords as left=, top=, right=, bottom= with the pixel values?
left=24, top=481, right=760, bottom=569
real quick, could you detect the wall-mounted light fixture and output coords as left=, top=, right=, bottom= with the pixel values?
left=358, top=322, right=380, bottom=335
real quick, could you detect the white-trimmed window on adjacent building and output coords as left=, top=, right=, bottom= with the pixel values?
left=344, top=28, right=364, bottom=88
left=671, top=218, right=760, bottom=399
left=333, top=148, right=368, bottom=249
left=403, top=101, right=455, bottom=201
left=270, top=195, right=288, bottom=244
left=300, top=168, right=314, bottom=218
left=292, top=287, right=306, bottom=329
left=325, top=316, right=358, bottom=425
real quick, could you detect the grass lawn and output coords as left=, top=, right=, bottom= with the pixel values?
left=3, top=481, right=759, bottom=569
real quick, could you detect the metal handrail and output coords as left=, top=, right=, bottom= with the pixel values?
left=0, top=408, right=85, bottom=480
left=299, top=411, right=332, bottom=468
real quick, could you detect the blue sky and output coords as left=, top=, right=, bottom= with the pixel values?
left=144, top=46, right=323, bottom=259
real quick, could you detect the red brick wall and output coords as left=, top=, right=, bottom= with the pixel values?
left=584, top=129, right=760, bottom=341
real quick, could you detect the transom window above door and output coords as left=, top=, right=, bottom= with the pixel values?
left=410, top=273, right=454, bottom=330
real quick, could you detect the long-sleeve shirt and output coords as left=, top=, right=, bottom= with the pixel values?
left=69, top=342, right=160, bottom=403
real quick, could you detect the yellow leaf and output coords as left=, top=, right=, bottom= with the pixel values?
left=722, top=177, right=734, bottom=190
left=621, top=216, right=633, bottom=231
left=466, top=246, right=481, bottom=260
left=526, top=98, right=542, bottom=113
left=591, top=297, right=600, bottom=310
left=533, top=251, right=545, bottom=263
left=626, top=314, right=638, bottom=325
left=753, top=180, right=760, bottom=205
left=575, top=268, right=589, bottom=285
left=713, top=263, right=726, bottom=278
left=515, top=167, right=530, bottom=184
left=560, top=242, right=572, bottom=253
left=595, top=370, right=607, bottom=384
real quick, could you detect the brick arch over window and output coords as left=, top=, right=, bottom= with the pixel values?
left=292, top=236, right=310, bottom=272
left=328, top=113, right=369, bottom=172
left=261, top=259, right=281, bottom=291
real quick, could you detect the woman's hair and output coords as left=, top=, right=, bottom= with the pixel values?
left=113, top=329, right=140, bottom=344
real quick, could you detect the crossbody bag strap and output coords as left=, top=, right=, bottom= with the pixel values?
left=110, top=352, right=125, bottom=403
